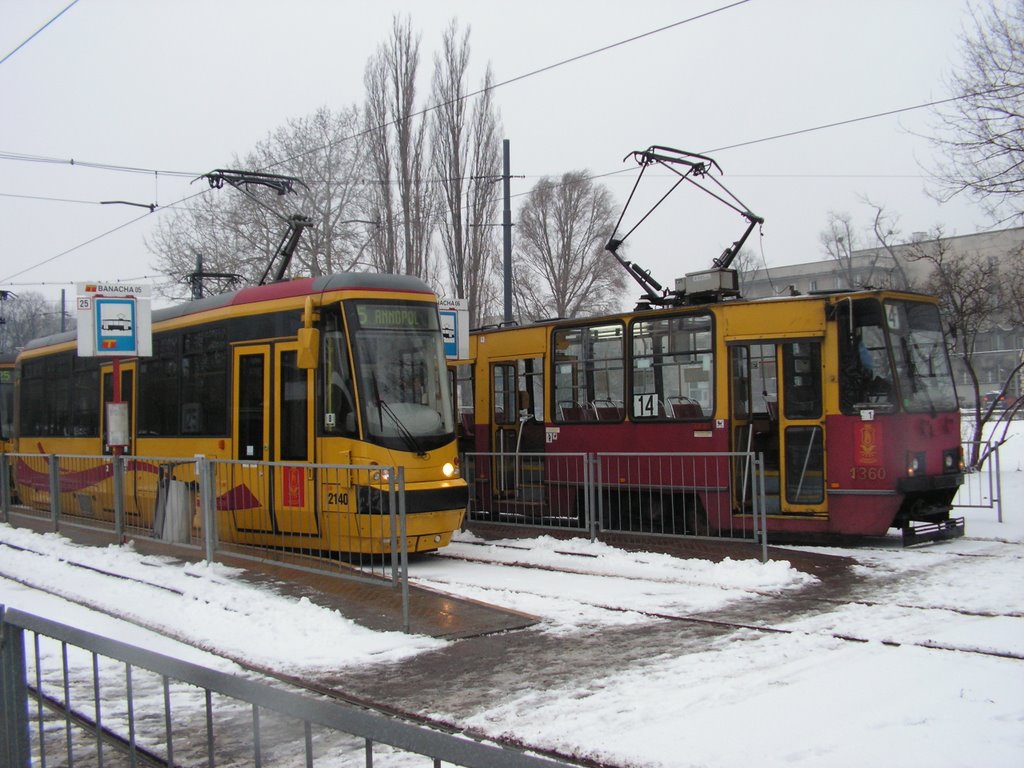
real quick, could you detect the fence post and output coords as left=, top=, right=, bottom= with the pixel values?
left=994, top=441, right=1003, bottom=523
left=398, top=466, right=410, bottom=634
left=0, top=606, right=32, bottom=768
left=49, top=455, right=61, bottom=533
left=388, top=471, right=399, bottom=584
left=590, top=454, right=601, bottom=541
left=197, top=456, right=217, bottom=562
left=755, top=453, right=768, bottom=563
left=113, top=455, right=125, bottom=540
left=0, top=453, right=10, bottom=523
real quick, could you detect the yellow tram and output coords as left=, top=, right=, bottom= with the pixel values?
left=12, top=274, right=467, bottom=554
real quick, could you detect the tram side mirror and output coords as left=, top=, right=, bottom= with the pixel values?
left=297, top=327, right=320, bottom=369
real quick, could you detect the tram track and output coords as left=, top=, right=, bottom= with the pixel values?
left=0, top=543, right=601, bottom=767
left=4, top=536, right=1022, bottom=661
left=2, top=533, right=1022, bottom=767
left=433, top=544, right=1024, bottom=620
left=425, top=548, right=1024, bottom=660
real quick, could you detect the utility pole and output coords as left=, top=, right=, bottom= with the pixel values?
left=502, top=139, right=513, bottom=323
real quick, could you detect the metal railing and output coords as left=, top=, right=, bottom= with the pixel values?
left=463, top=450, right=768, bottom=561
left=0, top=605, right=573, bottom=768
left=0, top=452, right=414, bottom=629
left=956, top=439, right=1003, bottom=522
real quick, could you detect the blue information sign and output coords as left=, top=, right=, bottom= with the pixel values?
left=94, top=297, right=138, bottom=354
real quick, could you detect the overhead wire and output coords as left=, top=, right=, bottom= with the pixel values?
left=3, top=1, right=757, bottom=282
left=1, top=0, right=994, bottom=284
left=0, top=0, right=81, bottom=68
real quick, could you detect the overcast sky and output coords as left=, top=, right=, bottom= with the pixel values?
left=0, top=0, right=998, bottom=308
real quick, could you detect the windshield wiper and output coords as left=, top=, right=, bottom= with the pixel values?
left=376, top=398, right=427, bottom=457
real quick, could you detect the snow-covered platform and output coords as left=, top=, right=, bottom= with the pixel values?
left=2, top=508, right=539, bottom=639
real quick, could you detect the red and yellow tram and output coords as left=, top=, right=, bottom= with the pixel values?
left=454, top=287, right=964, bottom=543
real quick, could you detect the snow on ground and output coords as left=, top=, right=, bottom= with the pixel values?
left=411, top=533, right=816, bottom=633
left=2, top=422, right=1024, bottom=766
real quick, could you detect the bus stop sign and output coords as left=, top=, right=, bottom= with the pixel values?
left=76, top=282, right=152, bottom=357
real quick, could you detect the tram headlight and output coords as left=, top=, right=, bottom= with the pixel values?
left=906, top=451, right=926, bottom=477
left=372, top=468, right=391, bottom=483
left=943, top=447, right=963, bottom=473
left=442, top=461, right=457, bottom=478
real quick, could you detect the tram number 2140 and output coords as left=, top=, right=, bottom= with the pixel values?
left=324, top=490, right=351, bottom=506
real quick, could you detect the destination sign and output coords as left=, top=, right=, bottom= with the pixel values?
left=354, top=303, right=437, bottom=331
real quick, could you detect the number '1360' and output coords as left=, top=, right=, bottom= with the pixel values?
left=849, top=466, right=886, bottom=481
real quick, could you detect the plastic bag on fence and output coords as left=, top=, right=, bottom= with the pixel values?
left=161, top=480, right=191, bottom=543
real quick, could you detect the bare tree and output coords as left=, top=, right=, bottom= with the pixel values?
left=148, top=106, right=369, bottom=296
left=930, top=0, right=1024, bottom=224
left=513, top=172, right=626, bottom=321
left=430, top=19, right=502, bottom=326
left=0, top=292, right=71, bottom=353
left=904, top=228, right=1005, bottom=452
left=249, top=107, right=372, bottom=277
left=363, top=16, right=436, bottom=280
left=731, top=247, right=760, bottom=296
left=819, top=206, right=910, bottom=290
left=819, top=211, right=861, bottom=287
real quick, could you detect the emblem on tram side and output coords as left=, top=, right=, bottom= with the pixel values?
left=855, top=422, right=882, bottom=466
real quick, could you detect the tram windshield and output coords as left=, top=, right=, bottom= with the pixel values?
left=343, top=300, right=455, bottom=453
left=884, top=299, right=958, bottom=413
left=838, top=297, right=957, bottom=414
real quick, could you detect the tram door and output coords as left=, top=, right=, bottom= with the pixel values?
left=490, top=358, right=543, bottom=498
left=232, top=344, right=315, bottom=535
left=729, top=340, right=826, bottom=516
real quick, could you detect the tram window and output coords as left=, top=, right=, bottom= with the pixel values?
left=785, top=426, right=824, bottom=504
left=0, top=370, right=12, bottom=440
left=552, top=323, right=624, bottom=422
left=494, top=359, right=543, bottom=424
left=782, top=342, right=821, bottom=420
left=237, top=355, right=265, bottom=460
left=493, top=363, right=515, bottom=425
left=72, top=356, right=99, bottom=437
left=452, top=363, right=474, bottom=437
left=322, top=329, right=358, bottom=437
left=631, top=314, right=713, bottom=420
left=20, top=359, right=49, bottom=436
left=279, top=351, right=308, bottom=461
left=838, top=299, right=895, bottom=414
left=885, top=300, right=958, bottom=413
left=19, top=353, right=98, bottom=438
left=50, top=355, right=72, bottom=436
left=139, top=335, right=180, bottom=436
left=181, top=328, right=227, bottom=435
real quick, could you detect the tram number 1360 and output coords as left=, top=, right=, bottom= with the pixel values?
left=849, top=466, right=887, bottom=481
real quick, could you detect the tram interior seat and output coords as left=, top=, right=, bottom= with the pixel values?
left=559, top=401, right=591, bottom=421
left=667, top=395, right=704, bottom=419
left=750, top=398, right=778, bottom=439
left=592, top=399, right=625, bottom=421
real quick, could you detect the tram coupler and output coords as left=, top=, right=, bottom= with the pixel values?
left=901, top=517, right=965, bottom=547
